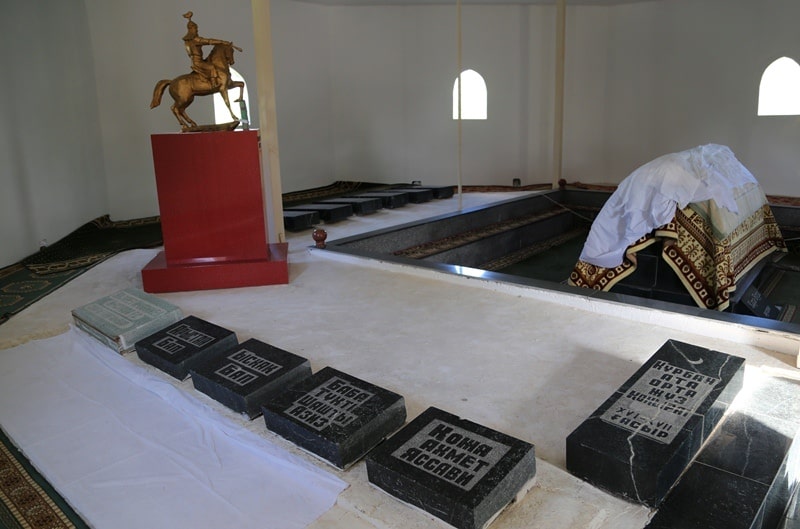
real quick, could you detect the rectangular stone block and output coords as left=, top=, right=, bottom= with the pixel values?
left=72, top=288, right=183, bottom=353
left=285, top=203, right=353, bottom=223
left=396, top=188, right=433, bottom=203
left=316, top=197, right=382, bottom=215
left=366, top=407, right=536, bottom=529
left=134, top=315, right=237, bottom=380
left=350, top=192, right=409, bottom=209
left=190, top=338, right=312, bottom=419
left=646, top=374, right=800, bottom=529
left=261, top=367, right=406, bottom=469
left=566, top=339, right=745, bottom=507
left=283, top=210, right=320, bottom=232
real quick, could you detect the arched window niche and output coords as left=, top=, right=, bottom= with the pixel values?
left=758, top=57, right=800, bottom=116
left=452, top=69, right=487, bottom=120
left=213, top=67, right=251, bottom=126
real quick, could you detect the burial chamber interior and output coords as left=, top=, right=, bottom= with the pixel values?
left=320, top=189, right=800, bottom=335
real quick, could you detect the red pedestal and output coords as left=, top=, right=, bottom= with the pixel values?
left=142, top=131, right=288, bottom=293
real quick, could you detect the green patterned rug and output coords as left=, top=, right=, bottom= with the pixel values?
left=1, top=215, right=163, bottom=325
left=0, top=428, right=89, bottom=529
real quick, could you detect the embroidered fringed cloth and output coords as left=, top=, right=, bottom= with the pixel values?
left=569, top=189, right=786, bottom=311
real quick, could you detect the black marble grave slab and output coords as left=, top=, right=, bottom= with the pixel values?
left=397, top=185, right=455, bottom=199
left=646, top=374, right=800, bottom=529
left=315, top=197, right=382, bottom=215
left=283, top=210, right=320, bottom=231
left=367, top=407, right=536, bottom=529
left=190, top=338, right=312, bottom=419
left=566, top=339, right=745, bottom=507
left=429, top=185, right=455, bottom=199
left=285, top=203, right=353, bottom=223
left=261, top=367, right=406, bottom=469
left=394, top=188, right=433, bottom=203
left=134, top=315, right=237, bottom=380
left=350, top=192, right=409, bottom=209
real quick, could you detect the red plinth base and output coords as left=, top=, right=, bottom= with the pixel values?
left=143, top=131, right=288, bottom=293
left=142, top=243, right=288, bottom=293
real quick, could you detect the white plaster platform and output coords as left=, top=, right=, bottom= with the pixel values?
left=1, top=192, right=798, bottom=529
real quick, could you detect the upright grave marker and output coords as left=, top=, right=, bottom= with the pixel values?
left=191, top=338, right=312, bottom=419
left=566, top=339, right=745, bottom=507
left=367, top=407, right=536, bottom=529
left=134, top=315, right=237, bottom=380
left=262, top=367, right=406, bottom=469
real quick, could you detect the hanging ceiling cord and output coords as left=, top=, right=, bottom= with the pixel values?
left=456, top=0, right=463, bottom=210
left=539, top=192, right=597, bottom=224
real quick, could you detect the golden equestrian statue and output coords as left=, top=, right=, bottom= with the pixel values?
left=150, top=12, right=244, bottom=131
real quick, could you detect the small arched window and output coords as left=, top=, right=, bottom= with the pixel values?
left=758, top=57, right=800, bottom=116
left=453, top=69, right=487, bottom=120
left=213, top=67, right=251, bottom=126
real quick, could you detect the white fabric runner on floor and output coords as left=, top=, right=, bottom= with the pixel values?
left=0, top=328, right=347, bottom=529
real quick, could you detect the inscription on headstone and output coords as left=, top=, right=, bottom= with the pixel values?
left=392, top=419, right=511, bottom=491
left=284, top=376, right=374, bottom=431
left=262, top=367, right=406, bottom=469
left=191, top=338, right=312, bottom=419
left=600, top=360, right=720, bottom=444
left=566, top=339, right=745, bottom=507
left=367, top=407, right=536, bottom=529
left=134, top=315, right=237, bottom=380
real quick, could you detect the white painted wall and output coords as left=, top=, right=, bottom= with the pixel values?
left=1, top=1, right=107, bottom=267
left=328, top=4, right=556, bottom=187
left=590, top=0, right=800, bottom=196
left=4, top=0, right=800, bottom=268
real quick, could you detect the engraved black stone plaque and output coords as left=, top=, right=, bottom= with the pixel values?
left=366, top=407, right=536, bottom=529
left=566, top=339, right=745, bottom=507
left=190, top=338, right=312, bottom=419
left=261, top=367, right=406, bottom=469
left=134, top=315, right=237, bottom=380
left=645, top=374, right=800, bottom=529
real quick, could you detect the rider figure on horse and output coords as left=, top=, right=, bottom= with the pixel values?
left=182, top=11, right=231, bottom=89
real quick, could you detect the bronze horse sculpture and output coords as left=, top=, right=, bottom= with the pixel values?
left=150, top=42, right=244, bottom=131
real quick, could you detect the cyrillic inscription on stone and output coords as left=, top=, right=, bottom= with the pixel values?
left=261, top=367, right=406, bottom=469
left=565, top=339, right=746, bottom=508
left=153, top=323, right=215, bottom=355
left=283, top=376, right=375, bottom=431
left=214, top=348, right=283, bottom=386
left=366, top=407, right=536, bottom=529
left=391, top=419, right=511, bottom=491
left=134, top=315, right=237, bottom=380
left=190, top=339, right=312, bottom=419
left=600, top=360, right=720, bottom=444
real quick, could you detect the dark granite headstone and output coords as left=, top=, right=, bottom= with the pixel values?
left=190, top=338, right=312, bottom=419
left=134, top=315, right=237, bottom=380
left=315, top=197, right=383, bottom=215
left=566, top=339, right=745, bottom=507
left=367, top=407, right=536, bottom=529
left=261, top=367, right=406, bottom=469
left=350, top=192, right=409, bottom=209
left=396, top=185, right=455, bottom=200
left=395, top=188, right=433, bottom=203
left=645, top=374, right=800, bottom=529
left=283, top=210, right=320, bottom=231
left=284, top=203, right=353, bottom=223
left=423, top=185, right=455, bottom=199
